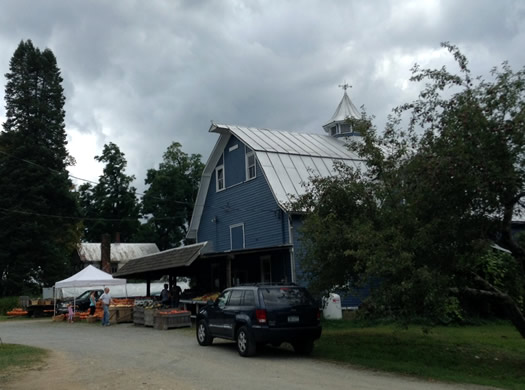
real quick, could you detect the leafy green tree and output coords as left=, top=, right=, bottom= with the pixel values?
left=79, top=142, right=140, bottom=243
left=138, top=142, right=204, bottom=250
left=0, top=40, right=81, bottom=295
left=295, top=43, right=525, bottom=337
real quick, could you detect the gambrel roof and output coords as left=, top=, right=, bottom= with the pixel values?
left=187, top=123, right=365, bottom=239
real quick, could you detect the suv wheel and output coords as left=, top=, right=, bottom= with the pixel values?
left=196, top=320, right=213, bottom=346
left=237, top=326, right=256, bottom=357
left=292, top=339, right=314, bottom=355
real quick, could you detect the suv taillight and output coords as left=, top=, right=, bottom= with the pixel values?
left=256, top=309, right=267, bottom=324
left=316, top=309, right=321, bottom=321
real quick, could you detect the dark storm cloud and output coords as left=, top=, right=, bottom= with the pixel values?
left=1, top=0, right=524, bottom=191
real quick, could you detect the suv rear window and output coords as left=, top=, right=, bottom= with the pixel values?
left=260, top=287, right=314, bottom=308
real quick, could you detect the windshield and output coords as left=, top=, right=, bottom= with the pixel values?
left=76, top=290, right=100, bottom=300
left=260, top=287, right=315, bottom=308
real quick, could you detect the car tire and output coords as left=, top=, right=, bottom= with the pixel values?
left=196, top=320, right=213, bottom=346
left=292, top=339, right=314, bottom=355
left=237, top=326, right=256, bottom=357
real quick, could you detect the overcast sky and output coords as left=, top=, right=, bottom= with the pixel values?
left=1, top=0, right=524, bottom=193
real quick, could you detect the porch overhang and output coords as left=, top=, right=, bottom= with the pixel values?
left=113, top=242, right=208, bottom=279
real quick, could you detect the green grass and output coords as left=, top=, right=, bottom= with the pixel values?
left=313, top=320, right=525, bottom=389
left=0, top=344, right=48, bottom=376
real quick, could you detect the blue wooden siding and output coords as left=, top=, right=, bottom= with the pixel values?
left=230, top=224, right=244, bottom=250
left=224, top=137, right=244, bottom=187
left=340, top=286, right=370, bottom=308
left=198, top=135, right=289, bottom=253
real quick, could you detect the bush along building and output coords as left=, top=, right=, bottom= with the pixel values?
left=116, top=86, right=367, bottom=308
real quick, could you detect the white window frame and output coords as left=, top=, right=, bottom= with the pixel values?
left=216, top=164, right=225, bottom=192
left=245, top=148, right=256, bottom=180
left=230, top=223, right=245, bottom=250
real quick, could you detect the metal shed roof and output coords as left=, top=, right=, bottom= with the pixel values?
left=113, top=242, right=207, bottom=278
left=78, top=243, right=160, bottom=262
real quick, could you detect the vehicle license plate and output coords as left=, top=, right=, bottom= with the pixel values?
left=288, top=315, right=299, bottom=323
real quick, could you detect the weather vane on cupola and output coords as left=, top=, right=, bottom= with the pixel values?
left=322, top=81, right=361, bottom=137
left=338, top=82, right=351, bottom=92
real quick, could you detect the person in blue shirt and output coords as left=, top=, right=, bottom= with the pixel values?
left=89, top=291, right=97, bottom=316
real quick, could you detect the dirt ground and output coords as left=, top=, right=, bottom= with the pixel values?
left=3, top=350, right=194, bottom=390
left=0, top=319, right=498, bottom=390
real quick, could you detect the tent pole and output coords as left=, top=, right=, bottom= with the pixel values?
left=53, top=287, right=56, bottom=316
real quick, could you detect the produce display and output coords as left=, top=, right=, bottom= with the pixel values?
left=143, top=302, right=163, bottom=310
left=134, top=298, right=154, bottom=307
left=52, top=314, right=65, bottom=321
left=157, top=309, right=190, bottom=316
left=192, top=292, right=220, bottom=302
left=7, top=308, right=28, bottom=316
left=110, top=298, right=134, bottom=307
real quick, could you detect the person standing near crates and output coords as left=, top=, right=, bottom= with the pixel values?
left=160, top=284, right=170, bottom=307
left=99, top=287, right=113, bottom=326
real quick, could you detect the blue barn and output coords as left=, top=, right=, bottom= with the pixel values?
left=186, top=87, right=365, bottom=305
left=116, top=87, right=367, bottom=308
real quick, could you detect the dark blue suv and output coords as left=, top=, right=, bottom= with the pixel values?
left=196, top=284, right=322, bottom=357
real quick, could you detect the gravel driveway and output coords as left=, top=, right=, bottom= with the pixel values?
left=0, top=320, right=496, bottom=390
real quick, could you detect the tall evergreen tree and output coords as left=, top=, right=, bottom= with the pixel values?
left=78, top=142, right=140, bottom=243
left=0, top=40, right=81, bottom=296
left=137, top=142, right=204, bottom=250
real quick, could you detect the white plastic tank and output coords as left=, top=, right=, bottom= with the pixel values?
left=323, top=293, right=342, bottom=320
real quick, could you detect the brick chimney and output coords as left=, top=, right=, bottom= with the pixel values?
left=101, top=233, right=111, bottom=274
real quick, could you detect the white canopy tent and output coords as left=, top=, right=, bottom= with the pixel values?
left=53, top=265, right=127, bottom=315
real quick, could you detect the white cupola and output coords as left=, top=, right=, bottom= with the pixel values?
left=323, top=83, right=361, bottom=137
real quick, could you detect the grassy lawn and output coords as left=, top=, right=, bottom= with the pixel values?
left=313, top=320, right=525, bottom=390
left=0, top=344, right=48, bottom=376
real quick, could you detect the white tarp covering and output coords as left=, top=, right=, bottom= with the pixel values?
left=54, top=265, right=126, bottom=288
left=58, top=281, right=189, bottom=299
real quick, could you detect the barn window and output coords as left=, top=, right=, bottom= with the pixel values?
left=246, top=148, right=256, bottom=180
left=216, top=165, right=225, bottom=191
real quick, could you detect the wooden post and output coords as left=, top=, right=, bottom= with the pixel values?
left=226, top=255, right=232, bottom=288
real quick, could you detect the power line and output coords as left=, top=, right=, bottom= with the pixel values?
left=0, top=148, right=283, bottom=219
left=0, top=148, right=193, bottom=206
left=0, top=207, right=182, bottom=222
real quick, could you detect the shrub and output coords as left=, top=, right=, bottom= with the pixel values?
left=0, top=296, right=19, bottom=315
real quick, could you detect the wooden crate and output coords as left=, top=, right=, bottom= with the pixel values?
left=133, top=306, right=144, bottom=326
left=144, top=309, right=156, bottom=327
left=109, top=308, right=118, bottom=324
left=87, top=316, right=98, bottom=323
left=117, top=307, right=133, bottom=323
left=153, top=312, right=191, bottom=330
